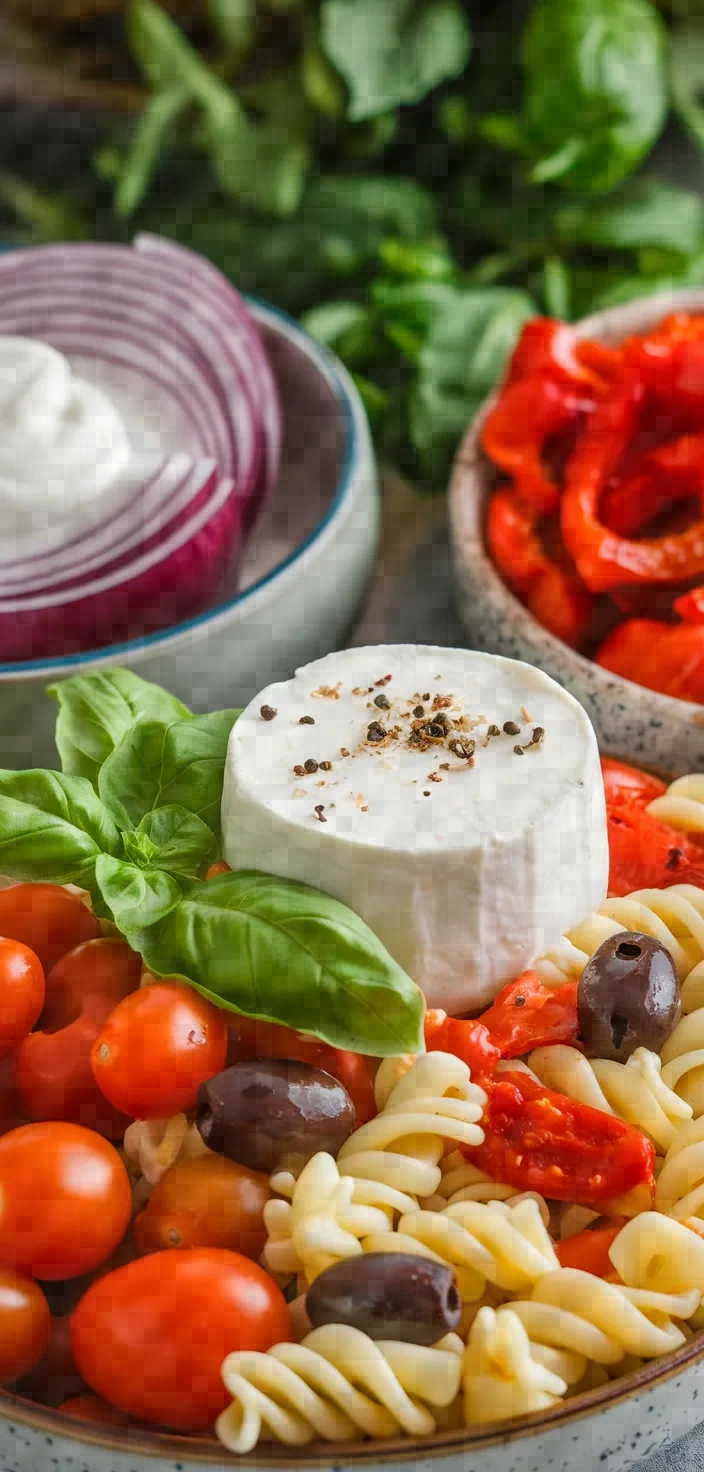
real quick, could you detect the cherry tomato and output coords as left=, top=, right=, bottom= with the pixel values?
left=0, top=886, right=100, bottom=974
left=555, top=1222, right=626, bottom=1279
left=0, top=1057, right=26, bottom=1137
left=71, top=1248, right=292, bottom=1429
left=0, top=939, right=45, bottom=1061
left=0, top=1122, right=131, bottom=1280
left=14, top=939, right=139, bottom=1138
left=601, top=757, right=666, bottom=812
left=91, top=982, right=228, bottom=1120
left=13, top=1313, right=83, bottom=1406
left=226, top=1015, right=376, bottom=1124
left=205, top=861, right=231, bottom=880
left=59, top=1394, right=131, bottom=1427
left=0, top=1269, right=50, bottom=1384
left=134, top=1154, right=271, bottom=1259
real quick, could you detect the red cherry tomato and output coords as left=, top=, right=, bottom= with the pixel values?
left=0, top=886, right=100, bottom=974
left=13, top=1312, right=84, bottom=1406
left=59, top=1394, right=132, bottom=1427
left=226, top=1015, right=377, bottom=1124
left=91, top=982, right=228, bottom=1121
left=0, top=1122, right=131, bottom=1280
left=71, top=1248, right=292, bottom=1429
left=14, top=939, right=140, bottom=1138
left=601, top=757, right=666, bottom=812
left=0, top=1057, right=26, bottom=1137
left=0, top=1269, right=50, bottom=1383
left=0, top=939, right=45, bottom=1061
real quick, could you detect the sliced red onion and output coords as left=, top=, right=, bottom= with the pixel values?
left=0, top=237, right=281, bottom=656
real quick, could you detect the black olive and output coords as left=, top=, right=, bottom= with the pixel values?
left=578, top=931, right=681, bottom=1063
left=195, top=1059, right=356, bottom=1174
left=305, top=1254, right=461, bottom=1345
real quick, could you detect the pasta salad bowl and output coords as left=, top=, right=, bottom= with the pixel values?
left=1, top=659, right=704, bottom=1472
left=449, top=288, right=704, bottom=778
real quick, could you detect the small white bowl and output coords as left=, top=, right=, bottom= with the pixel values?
left=449, top=288, right=704, bottom=776
left=0, top=301, right=380, bottom=768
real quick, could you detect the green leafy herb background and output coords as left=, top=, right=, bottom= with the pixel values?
left=3, top=0, right=704, bottom=482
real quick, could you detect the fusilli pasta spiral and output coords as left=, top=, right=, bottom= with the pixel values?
left=656, top=1116, right=704, bottom=1220
left=534, top=885, right=704, bottom=988
left=527, top=1045, right=691, bottom=1153
left=463, top=1307, right=568, bottom=1426
left=609, top=1211, right=704, bottom=1296
left=433, top=1149, right=550, bottom=1222
left=647, top=776, right=704, bottom=834
left=216, top=1324, right=464, bottom=1451
left=507, top=1268, right=698, bottom=1368
left=263, top=1053, right=486, bottom=1282
left=362, top=1197, right=559, bottom=1303
left=661, top=1010, right=704, bottom=1118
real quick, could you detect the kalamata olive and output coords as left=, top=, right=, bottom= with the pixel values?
left=306, top=1254, right=461, bottom=1345
left=578, top=930, right=681, bottom=1063
left=195, top=1059, right=356, bottom=1173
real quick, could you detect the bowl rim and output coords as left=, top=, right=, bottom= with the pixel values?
left=449, top=284, right=704, bottom=726
left=0, top=295, right=360, bottom=681
left=4, top=1313, right=704, bottom=1462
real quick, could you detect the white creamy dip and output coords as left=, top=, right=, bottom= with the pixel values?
left=0, top=337, right=132, bottom=553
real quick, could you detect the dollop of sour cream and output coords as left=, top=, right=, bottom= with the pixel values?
left=0, top=337, right=132, bottom=552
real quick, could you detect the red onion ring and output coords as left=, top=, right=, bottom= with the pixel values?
left=0, top=236, right=281, bottom=657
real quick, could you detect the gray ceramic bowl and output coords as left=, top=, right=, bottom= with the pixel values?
left=3, top=1319, right=704, bottom=1471
left=449, top=288, right=704, bottom=776
left=0, top=301, right=380, bottom=769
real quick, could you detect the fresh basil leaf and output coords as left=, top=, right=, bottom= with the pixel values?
left=302, top=301, right=378, bottom=367
left=411, top=286, right=537, bottom=478
left=136, top=805, right=214, bottom=876
left=554, top=178, right=704, bottom=257
left=95, top=855, right=182, bottom=936
left=49, top=669, right=190, bottom=789
left=672, top=24, right=704, bottom=155
left=157, top=710, right=241, bottom=840
left=0, top=770, right=121, bottom=888
left=522, top=0, right=669, bottom=194
left=122, top=829, right=161, bottom=868
left=98, top=719, right=168, bottom=831
left=321, top=0, right=470, bottom=122
left=134, top=871, right=425, bottom=1056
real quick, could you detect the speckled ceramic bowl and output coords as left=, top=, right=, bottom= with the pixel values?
left=449, top=288, right=704, bottom=776
left=2, top=1325, right=704, bottom=1471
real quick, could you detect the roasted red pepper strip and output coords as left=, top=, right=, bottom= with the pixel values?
left=505, top=317, right=616, bottom=392
left=555, top=1223, right=626, bottom=1278
left=486, top=487, right=592, bottom=647
left=606, top=800, right=704, bottom=897
left=674, top=586, right=704, bottom=625
left=596, top=618, right=704, bottom=705
left=464, top=1070, right=656, bottom=1207
left=477, top=972, right=579, bottom=1059
left=601, top=757, right=666, bottom=812
left=225, top=1015, right=377, bottom=1123
left=482, top=377, right=584, bottom=515
left=562, top=350, right=704, bottom=591
left=424, top=1009, right=500, bottom=1076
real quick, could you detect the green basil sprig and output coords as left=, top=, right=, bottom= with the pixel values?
left=0, top=669, right=424, bottom=1057
left=132, top=871, right=425, bottom=1057
left=49, top=668, right=191, bottom=789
